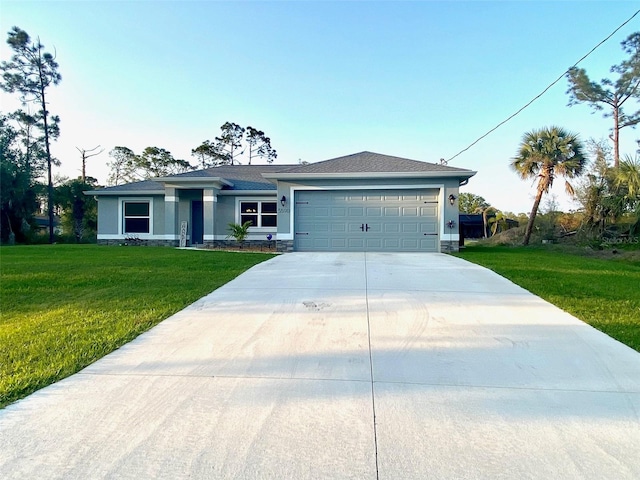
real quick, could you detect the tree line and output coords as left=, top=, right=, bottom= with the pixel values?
left=465, top=32, right=640, bottom=246
left=106, top=122, right=277, bottom=186
left=0, top=26, right=279, bottom=243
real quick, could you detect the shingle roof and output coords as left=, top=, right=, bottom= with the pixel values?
left=86, top=165, right=297, bottom=194
left=85, top=179, right=165, bottom=195
left=280, top=151, right=472, bottom=174
left=86, top=152, right=474, bottom=195
left=169, top=164, right=297, bottom=190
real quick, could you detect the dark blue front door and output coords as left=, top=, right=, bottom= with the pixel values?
left=191, top=200, right=204, bottom=245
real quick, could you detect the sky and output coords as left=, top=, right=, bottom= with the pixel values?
left=1, top=0, right=639, bottom=214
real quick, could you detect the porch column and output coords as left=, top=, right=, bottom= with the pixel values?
left=164, top=187, right=178, bottom=243
left=203, top=188, right=216, bottom=244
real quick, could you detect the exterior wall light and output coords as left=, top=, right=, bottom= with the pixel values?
left=448, top=194, right=457, bottom=206
left=280, top=195, right=287, bottom=207
left=447, top=220, right=456, bottom=229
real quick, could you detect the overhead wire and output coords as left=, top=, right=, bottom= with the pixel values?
left=444, top=8, right=640, bottom=164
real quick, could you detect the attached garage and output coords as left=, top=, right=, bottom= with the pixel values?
left=294, top=189, right=439, bottom=252
left=261, top=151, right=476, bottom=253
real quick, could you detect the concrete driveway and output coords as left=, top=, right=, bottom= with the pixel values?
left=1, top=252, right=639, bottom=479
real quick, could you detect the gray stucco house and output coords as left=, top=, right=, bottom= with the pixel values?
left=86, top=151, right=476, bottom=252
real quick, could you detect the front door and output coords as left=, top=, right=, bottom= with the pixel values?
left=191, top=200, right=204, bottom=245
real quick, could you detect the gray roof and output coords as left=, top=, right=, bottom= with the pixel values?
left=165, top=164, right=297, bottom=190
left=85, top=179, right=165, bottom=195
left=280, top=151, right=473, bottom=174
left=86, top=152, right=474, bottom=195
left=86, top=165, right=297, bottom=195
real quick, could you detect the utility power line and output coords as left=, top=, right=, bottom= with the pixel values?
left=445, top=8, right=640, bottom=164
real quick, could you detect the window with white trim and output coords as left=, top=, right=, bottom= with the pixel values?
left=123, top=201, right=150, bottom=233
left=240, top=201, right=277, bottom=228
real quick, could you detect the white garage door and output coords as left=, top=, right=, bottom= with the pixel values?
left=294, top=189, right=439, bottom=252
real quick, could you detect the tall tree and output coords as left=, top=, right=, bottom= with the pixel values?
left=76, top=145, right=103, bottom=183
left=107, top=146, right=192, bottom=184
left=0, top=114, right=39, bottom=243
left=1, top=26, right=61, bottom=243
left=574, top=142, right=619, bottom=235
left=192, top=122, right=278, bottom=167
left=138, top=146, right=192, bottom=177
left=107, top=146, right=137, bottom=185
left=55, top=177, right=99, bottom=242
left=245, top=126, right=277, bottom=164
left=214, top=122, right=245, bottom=165
left=10, top=109, right=48, bottom=179
left=191, top=140, right=224, bottom=168
left=566, top=32, right=640, bottom=167
left=511, top=126, right=587, bottom=245
left=458, top=192, right=490, bottom=214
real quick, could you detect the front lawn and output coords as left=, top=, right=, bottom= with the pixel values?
left=0, top=245, right=275, bottom=408
left=454, top=245, right=640, bottom=353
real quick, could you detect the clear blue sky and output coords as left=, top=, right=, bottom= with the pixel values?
left=2, top=0, right=639, bottom=213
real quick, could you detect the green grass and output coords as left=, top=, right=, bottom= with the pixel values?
left=454, top=245, right=640, bottom=353
left=0, top=245, right=275, bottom=408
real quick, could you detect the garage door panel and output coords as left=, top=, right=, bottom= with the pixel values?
left=347, top=238, right=365, bottom=248
left=382, top=238, right=400, bottom=248
left=421, top=222, right=438, bottom=234
left=297, top=206, right=314, bottom=218
left=401, top=194, right=420, bottom=202
left=402, top=207, right=419, bottom=216
left=366, top=207, right=382, bottom=216
left=366, top=223, right=383, bottom=234
left=331, top=238, right=347, bottom=248
left=294, top=189, right=440, bottom=252
left=420, top=237, right=438, bottom=249
left=384, top=207, right=400, bottom=216
left=401, top=238, right=419, bottom=249
left=421, top=205, right=438, bottom=216
left=402, top=223, right=419, bottom=233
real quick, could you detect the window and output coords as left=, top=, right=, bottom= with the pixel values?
left=123, top=201, right=150, bottom=233
left=240, top=201, right=277, bottom=228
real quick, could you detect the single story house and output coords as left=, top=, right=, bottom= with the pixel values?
left=86, top=151, right=476, bottom=252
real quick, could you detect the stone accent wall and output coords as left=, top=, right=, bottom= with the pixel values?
left=98, top=239, right=179, bottom=247
left=203, top=239, right=278, bottom=252
left=440, top=240, right=460, bottom=253
left=277, top=240, right=294, bottom=253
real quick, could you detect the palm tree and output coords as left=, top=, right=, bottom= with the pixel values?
left=511, top=126, right=587, bottom=245
left=616, top=155, right=640, bottom=199
left=488, top=210, right=508, bottom=237
left=615, top=155, right=640, bottom=234
left=474, top=205, right=497, bottom=239
left=226, top=221, right=253, bottom=248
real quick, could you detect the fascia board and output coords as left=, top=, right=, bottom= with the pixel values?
left=262, top=171, right=477, bottom=180
left=155, top=176, right=234, bottom=187
left=84, top=190, right=166, bottom=196
left=217, top=190, right=277, bottom=196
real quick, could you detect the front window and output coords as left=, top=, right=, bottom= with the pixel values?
left=240, top=201, right=277, bottom=228
left=123, top=201, right=150, bottom=233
